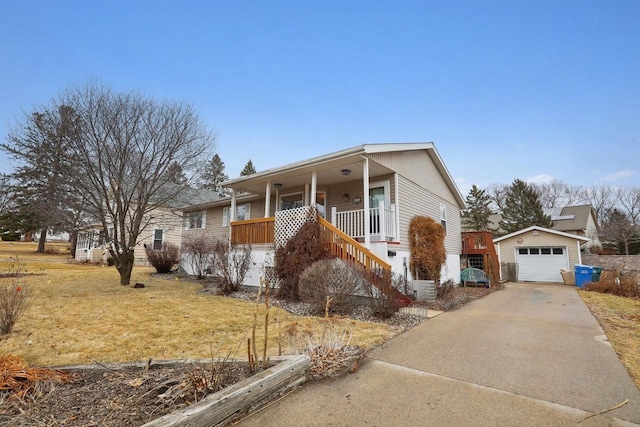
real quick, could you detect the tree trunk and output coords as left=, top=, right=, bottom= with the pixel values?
left=118, top=251, right=135, bottom=286
left=69, top=230, right=78, bottom=258
left=37, top=228, right=47, bottom=253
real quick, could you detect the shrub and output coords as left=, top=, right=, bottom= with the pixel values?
left=145, top=243, right=180, bottom=274
left=211, top=239, right=252, bottom=294
left=585, top=269, right=639, bottom=299
left=0, top=258, right=30, bottom=335
left=299, top=259, right=361, bottom=315
left=409, top=216, right=446, bottom=282
left=181, top=234, right=217, bottom=279
left=358, top=266, right=402, bottom=318
left=275, top=219, right=333, bottom=300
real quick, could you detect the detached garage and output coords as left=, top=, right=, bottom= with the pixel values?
left=494, top=226, right=589, bottom=283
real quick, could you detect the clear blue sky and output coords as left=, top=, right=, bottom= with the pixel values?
left=1, top=0, right=639, bottom=195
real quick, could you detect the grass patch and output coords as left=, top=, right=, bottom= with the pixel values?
left=579, top=290, right=640, bottom=390
left=0, top=243, right=394, bottom=367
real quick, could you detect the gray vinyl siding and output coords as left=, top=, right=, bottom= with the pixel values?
left=326, top=174, right=395, bottom=213
left=397, top=175, right=461, bottom=255
left=367, top=151, right=458, bottom=206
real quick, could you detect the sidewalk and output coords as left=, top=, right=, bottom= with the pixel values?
left=238, top=283, right=640, bottom=426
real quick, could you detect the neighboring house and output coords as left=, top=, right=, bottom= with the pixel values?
left=488, top=204, right=601, bottom=253
left=180, top=142, right=466, bottom=287
left=493, top=226, right=589, bottom=283
left=75, top=188, right=217, bottom=265
left=544, top=205, right=601, bottom=252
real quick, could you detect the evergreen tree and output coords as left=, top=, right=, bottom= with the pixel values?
left=240, top=159, right=256, bottom=176
left=499, top=179, right=552, bottom=235
left=166, top=161, right=188, bottom=186
left=200, top=154, right=228, bottom=195
left=462, top=185, right=493, bottom=231
left=2, top=105, right=82, bottom=251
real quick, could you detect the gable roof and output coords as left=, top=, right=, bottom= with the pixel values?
left=545, top=205, right=597, bottom=232
left=493, top=225, right=590, bottom=243
left=220, top=142, right=466, bottom=208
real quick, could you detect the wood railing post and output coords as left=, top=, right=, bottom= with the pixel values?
left=378, top=200, right=386, bottom=240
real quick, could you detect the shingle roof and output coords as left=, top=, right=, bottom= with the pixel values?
left=548, top=205, right=595, bottom=232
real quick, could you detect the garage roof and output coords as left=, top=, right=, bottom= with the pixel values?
left=493, top=226, right=590, bottom=243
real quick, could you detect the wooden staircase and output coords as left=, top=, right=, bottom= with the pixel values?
left=318, top=217, right=412, bottom=307
left=462, top=231, right=500, bottom=285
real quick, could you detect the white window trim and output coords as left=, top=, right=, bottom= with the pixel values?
left=279, top=191, right=304, bottom=211
left=369, top=180, right=391, bottom=208
left=440, top=203, right=447, bottom=232
left=185, top=210, right=206, bottom=230
left=223, top=203, right=251, bottom=227
left=153, top=228, right=164, bottom=250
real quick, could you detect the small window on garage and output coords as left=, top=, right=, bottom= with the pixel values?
left=518, top=248, right=528, bottom=255
left=552, top=248, right=564, bottom=255
left=529, top=248, right=540, bottom=255
left=541, top=248, right=551, bottom=255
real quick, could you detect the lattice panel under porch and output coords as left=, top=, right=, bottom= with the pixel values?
left=274, top=206, right=317, bottom=247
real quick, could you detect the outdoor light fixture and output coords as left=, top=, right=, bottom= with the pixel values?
left=274, top=183, right=283, bottom=189
left=342, top=192, right=350, bottom=201
left=341, top=169, right=351, bottom=176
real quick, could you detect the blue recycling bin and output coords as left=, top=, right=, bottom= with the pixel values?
left=575, top=265, right=594, bottom=288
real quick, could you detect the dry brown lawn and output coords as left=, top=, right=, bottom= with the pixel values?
left=0, top=242, right=394, bottom=367
left=579, top=289, right=640, bottom=389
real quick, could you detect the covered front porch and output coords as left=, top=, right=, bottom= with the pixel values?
left=223, top=150, right=400, bottom=248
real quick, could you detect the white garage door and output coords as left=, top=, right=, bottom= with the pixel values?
left=516, top=247, right=568, bottom=282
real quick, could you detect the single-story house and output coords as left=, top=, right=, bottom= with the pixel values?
left=494, top=226, right=589, bottom=283
left=179, top=142, right=466, bottom=287
left=75, top=188, right=217, bottom=264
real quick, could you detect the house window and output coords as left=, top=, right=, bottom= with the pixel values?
left=223, top=203, right=251, bottom=227
left=185, top=210, right=206, bottom=229
left=280, top=192, right=303, bottom=211
left=440, top=203, right=447, bottom=232
left=153, top=229, right=164, bottom=250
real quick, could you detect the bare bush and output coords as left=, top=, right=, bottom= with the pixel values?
left=299, top=259, right=361, bottom=315
left=181, top=234, right=216, bottom=279
left=211, top=239, right=252, bottom=294
left=0, top=258, right=30, bottom=335
left=275, top=219, right=333, bottom=300
left=286, top=320, right=363, bottom=379
left=145, top=243, right=180, bottom=274
left=585, top=269, right=640, bottom=299
left=358, top=266, right=401, bottom=318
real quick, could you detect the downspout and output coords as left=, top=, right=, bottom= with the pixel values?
left=362, top=157, right=370, bottom=247
left=394, top=172, right=400, bottom=241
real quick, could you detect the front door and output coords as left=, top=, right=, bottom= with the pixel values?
left=369, top=186, right=385, bottom=234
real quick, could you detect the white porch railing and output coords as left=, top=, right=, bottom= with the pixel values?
left=331, top=201, right=396, bottom=241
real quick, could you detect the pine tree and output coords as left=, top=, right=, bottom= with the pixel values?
left=200, top=154, right=228, bottom=195
left=499, top=179, right=553, bottom=235
left=240, top=159, right=256, bottom=176
left=462, top=185, right=493, bottom=231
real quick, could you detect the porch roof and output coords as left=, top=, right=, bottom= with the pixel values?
left=220, top=142, right=464, bottom=207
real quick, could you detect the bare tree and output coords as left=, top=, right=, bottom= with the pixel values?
left=584, top=184, right=615, bottom=224
left=63, top=81, right=215, bottom=286
left=533, top=179, right=570, bottom=208
left=486, top=183, right=508, bottom=212
left=600, top=209, right=639, bottom=255
left=616, top=186, right=640, bottom=226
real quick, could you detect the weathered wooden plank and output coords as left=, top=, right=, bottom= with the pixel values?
left=141, top=355, right=311, bottom=427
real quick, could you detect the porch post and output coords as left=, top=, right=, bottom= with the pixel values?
left=331, top=206, right=337, bottom=225
left=310, top=171, right=317, bottom=208
left=304, top=184, right=310, bottom=206
left=363, top=157, right=370, bottom=246
left=265, top=182, right=271, bottom=218
left=231, top=190, right=237, bottom=222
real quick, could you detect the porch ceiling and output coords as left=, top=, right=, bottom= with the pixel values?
left=224, top=157, right=393, bottom=195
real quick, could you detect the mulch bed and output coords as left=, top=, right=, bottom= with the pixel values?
left=1, top=362, right=253, bottom=427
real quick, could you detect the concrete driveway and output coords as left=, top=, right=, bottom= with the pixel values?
left=238, top=283, right=640, bottom=426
